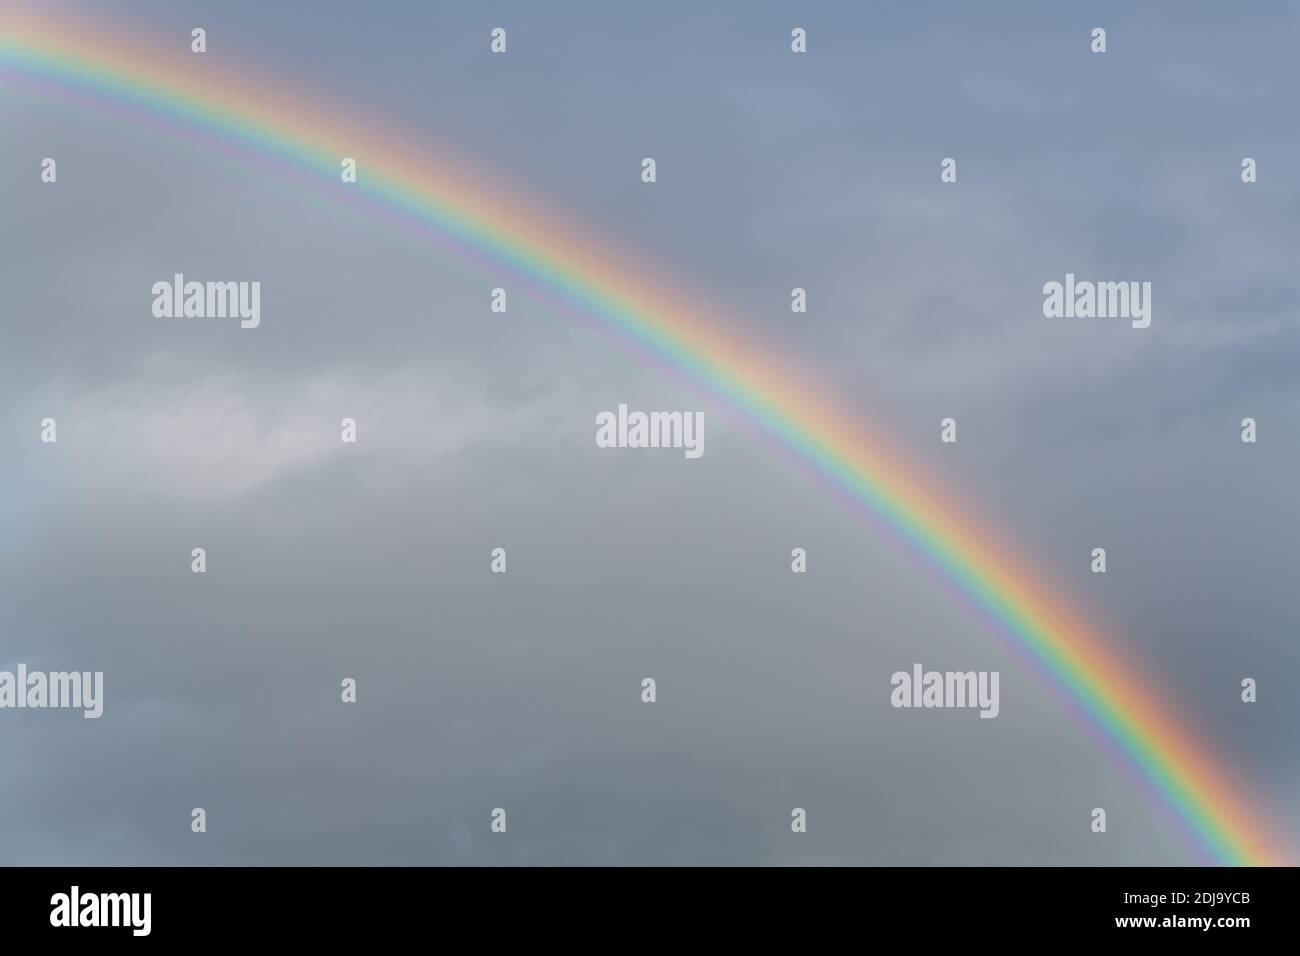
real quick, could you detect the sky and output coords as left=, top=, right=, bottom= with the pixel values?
left=1, top=0, right=1297, bottom=865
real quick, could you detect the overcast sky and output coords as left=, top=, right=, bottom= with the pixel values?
left=1, top=0, right=1297, bottom=864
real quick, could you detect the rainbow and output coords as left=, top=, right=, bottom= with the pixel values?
left=0, top=7, right=1288, bottom=865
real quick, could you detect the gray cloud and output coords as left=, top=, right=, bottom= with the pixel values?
left=0, top=0, right=1295, bottom=864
